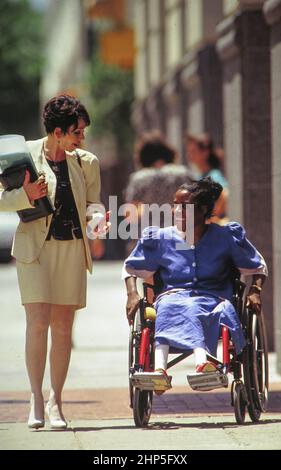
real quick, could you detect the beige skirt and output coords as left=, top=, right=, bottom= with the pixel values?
left=16, top=238, right=87, bottom=309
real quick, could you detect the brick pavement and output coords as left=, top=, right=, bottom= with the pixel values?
left=1, top=384, right=281, bottom=423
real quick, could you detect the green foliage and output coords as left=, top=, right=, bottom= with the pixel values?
left=0, top=0, right=44, bottom=135
left=88, top=55, right=134, bottom=160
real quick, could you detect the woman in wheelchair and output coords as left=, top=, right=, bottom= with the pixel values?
left=123, top=177, right=268, bottom=393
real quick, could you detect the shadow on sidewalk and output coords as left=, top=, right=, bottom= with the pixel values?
left=1, top=388, right=281, bottom=423
left=152, top=390, right=281, bottom=415
left=26, top=417, right=281, bottom=433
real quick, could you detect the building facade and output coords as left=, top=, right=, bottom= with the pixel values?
left=133, top=0, right=281, bottom=363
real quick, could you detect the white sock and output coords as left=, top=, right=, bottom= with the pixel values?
left=154, top=344, right=169, bottom=370
left=194, top=347, right=207, bottom=366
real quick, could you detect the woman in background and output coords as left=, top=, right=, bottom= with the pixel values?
left=186, top=133, right=228, bottom=223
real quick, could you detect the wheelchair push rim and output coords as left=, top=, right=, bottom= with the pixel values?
left=128, top=306, right=143, bottom=408
left=129, top=305, right=155, bottom=427
left=133, top=389, right=153, bottom=427
left=232, top=381, right=247, bottom=424
left=243, top=309, right=269, bottom=421
left=250, top=313, right=269, bottom=412
left=128, top=323, right=135, bottom=409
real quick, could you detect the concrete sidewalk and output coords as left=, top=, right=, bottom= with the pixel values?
left=1, top=414, right=281, bottom=451
left=1, top=384, right=281, bottom=422
left=1, top=384, right=281, bottom=450
left=1, top=356, right=281, bottom=451
left=1, top=262, right=280, bottom=450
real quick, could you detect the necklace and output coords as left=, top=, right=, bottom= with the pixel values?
left=43, top=141, right=66, bottom=163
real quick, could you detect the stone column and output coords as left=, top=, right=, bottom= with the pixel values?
left=217, top=7, right=274, bottom=349
left=131, top=99, right=151, bottom=136
left=198, top=44, right=223, bottom=147
left=162, top=75, right=182, bottom=155
left=263, top=0, right=281, bottom=368
left=180, top=45, right=223, bottom=149
left=146, top=86, right=167, bottom=134
left=180, top=51, right=205, bottom=138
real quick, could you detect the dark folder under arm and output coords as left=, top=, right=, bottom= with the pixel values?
left=0, top=135, right=54, bottom=222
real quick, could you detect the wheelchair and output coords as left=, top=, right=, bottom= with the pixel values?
left=128, top=270, right=268, bottom=427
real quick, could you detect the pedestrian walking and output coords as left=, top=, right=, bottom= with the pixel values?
left=0, top=94, right=108, bottom=429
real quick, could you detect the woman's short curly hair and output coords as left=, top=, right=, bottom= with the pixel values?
left=178, top=177, right=223, bottom=219
left=43, top=94, right=90, bottom=134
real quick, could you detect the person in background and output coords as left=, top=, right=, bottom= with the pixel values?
left=124, top=130, right=193, bottom=251
left=0, top=94, right=109, bottom=429
left=186, top=133, right=228, bottom=224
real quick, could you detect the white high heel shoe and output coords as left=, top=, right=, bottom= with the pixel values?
left=45, top=401, right=67, bottom=429
left=27, top=394, right=45, bottom=429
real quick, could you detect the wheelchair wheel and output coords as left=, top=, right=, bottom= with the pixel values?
left=129, top=305, right=154, bottom=426
left=243, top=309, right=268, bottom=422
left=251, top=313, right=269, bottom=412
left=133, top=389, right=153, bottom=427
left=128, top=324, right=134, bottom=409
left=233, top=382, right=246, bottom=424
left=128, top=307, right=142, bottom=408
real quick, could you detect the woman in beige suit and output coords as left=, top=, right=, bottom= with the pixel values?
left=0, top=94, right=106, bottom=429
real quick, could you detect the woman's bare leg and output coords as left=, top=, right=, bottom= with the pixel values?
left=25, top=303, right=51, bottom=422
left=47, top=305, right=75, bottom=423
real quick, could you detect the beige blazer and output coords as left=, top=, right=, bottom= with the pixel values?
left=0, top=138, right=101, bottom=273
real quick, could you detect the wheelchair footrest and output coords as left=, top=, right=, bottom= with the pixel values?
left=131, top=371, right=172, bottom=391
left=187, top=371, right=228, bottom=391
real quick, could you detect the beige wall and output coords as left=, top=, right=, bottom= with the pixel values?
left=186, top=0, right=203, bottom=48
left=134, top=0, right=147, bottom=98
left=264, top=0, right=281, bottom=367
left=148, top=0, right=163, bottom=85
left=165, top=1, right=183, bottom=69
left=41, top=0, right=86, bottom=103
left=223, top=59, right=244, bottom=222
left=223, top=0, right=266, bottom=16
left=223, top=0, right=239, bottom=15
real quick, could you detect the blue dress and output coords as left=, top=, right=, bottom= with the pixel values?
left=124, top=223, right=267, bottom=356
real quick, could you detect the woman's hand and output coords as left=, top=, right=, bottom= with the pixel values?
left=246, top=277, right=265, bottom=315
left=23, top=170, right=48, bottom=202
left=94, top=221, right=111, bottom=236
left=246, top=291, right=262, bottom=315
left=126, top=291, right=141, bottom=325
left=92, top=211, right=111, bottom=237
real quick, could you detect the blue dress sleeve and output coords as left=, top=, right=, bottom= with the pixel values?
left=227, top=222, right=268, bottom=276
left=124, top=226, right=161, bottom=279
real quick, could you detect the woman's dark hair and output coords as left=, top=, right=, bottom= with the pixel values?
left=186, top=133, right=221, bottom=170
left=135, top=130, right=177, bottom=168
left=43, top=94, right=90, bottom=134
left=179, top=177, right=223, bottom=219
